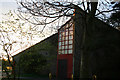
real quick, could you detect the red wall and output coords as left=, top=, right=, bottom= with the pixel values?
left=57, top=54, right=73, bottom=78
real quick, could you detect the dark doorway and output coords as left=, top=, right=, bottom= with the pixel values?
left=58, top=59, right=67, bottom=79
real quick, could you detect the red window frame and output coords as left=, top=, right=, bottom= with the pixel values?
left=58, top=19, right=74, bottom=54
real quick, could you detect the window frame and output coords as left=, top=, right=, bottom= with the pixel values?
left=58, top=19, right=74, bottom=55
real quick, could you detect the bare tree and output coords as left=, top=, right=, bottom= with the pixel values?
left=0, top=10, right=43, bottom=80
left=0, top=10, right=27, bottom=80
left=106, top=2, right=120, bottom=29
left=16, top=0, right=120, bottom=25
left=0, top=28, right=16, bottom=80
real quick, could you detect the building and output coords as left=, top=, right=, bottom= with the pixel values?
left=13, top=8, right=120, bottom=80
left=13, top=33, right=58, bottom=76
left=56, top=7, right=120, bottom=80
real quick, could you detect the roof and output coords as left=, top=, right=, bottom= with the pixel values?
left=13, top=33, right=58, bottom=57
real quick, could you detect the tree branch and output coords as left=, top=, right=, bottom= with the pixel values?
left=96, top=9, right=120, bottom=16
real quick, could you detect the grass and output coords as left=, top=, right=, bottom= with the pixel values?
left=20, top=73, right=49, bottom=78
left=2, top=73, right=56, bottom=80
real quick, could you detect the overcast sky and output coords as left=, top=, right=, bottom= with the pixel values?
left=0, top=0, right=18, bottom=21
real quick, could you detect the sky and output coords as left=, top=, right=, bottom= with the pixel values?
left=0, top=0, right=18, bottom=21
left=0, top=0, right=18, bottom=57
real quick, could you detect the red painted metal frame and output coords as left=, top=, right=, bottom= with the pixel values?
left=56, top=54, right=73, bottom=78
left=56, top=18, right=74, bottom=79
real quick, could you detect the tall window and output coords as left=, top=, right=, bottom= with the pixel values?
left=58, top=20, right=74, bottom=54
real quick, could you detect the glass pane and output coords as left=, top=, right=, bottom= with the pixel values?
left=69, top=22, right=73, bottom=27
left=60, top=29, right=64, bottom=33
left=65, top=46, right=68, bottom=49
left=65, top=36, right=68, bottom=40
left=62, top=46, right=64, bottom=49
left=69, top=36, right=73, bottom=39
left=59, top=51, right=62, bottom=54
left=62, top=50, right=64, bottom=54
left=62, top=36, right=65, bottom=40
left=69, top=26, right=73, bottom=30
left=61, top=32, right=63, bottom=37
left=68, top=50, right=72, bottom=54
left=59, top=42, right=61, bottom=46
left=59, top=33, right=61, bottom=37
left=66, top=31, right=68, bottom=35
left=66, top=29, right=68, bottom=32
left=69, top=31, right=73, bottom=35
left=59, top=46, right=61, bottom=50
left=59, top=33, right=61, bottom=41
left=69, top=40, right=73, bottom=44
left=62, top=32, right=65, bottom=36
left=69, top=45, right=72, bottom=49
left=65, top=41, right=68, bottom=45
left=59, top=37, right=61, bottom=41
left=65, top=50, right=67, bottom=54
left=62, top=42, right=64, bottom=45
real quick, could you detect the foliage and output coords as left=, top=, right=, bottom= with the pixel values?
left=19, top=52, right=48, bottom=74
left=16, top=39, right=57, bottom=76
left=0, top=10, right=43, bottom=79
left=2, top=59, right=13, bottom=79
left=0, top=10, right=45, bottom=56
left=0, top=10, right=24, bottom=57
left=0, top=10, right=22, bottom=80
left=2, top=59, right=10, bottom=70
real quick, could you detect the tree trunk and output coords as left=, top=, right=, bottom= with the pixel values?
left=73, top=2, right=98, bottom=79
left=73, top=6, right=86, bottom=80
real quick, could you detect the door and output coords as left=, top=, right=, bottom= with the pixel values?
left=58, top=59, right=67, bottom=79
